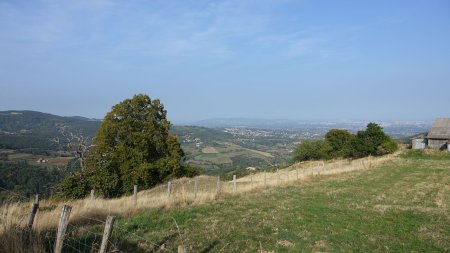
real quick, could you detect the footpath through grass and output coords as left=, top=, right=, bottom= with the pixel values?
left=112, top=150, right=450, bottom=252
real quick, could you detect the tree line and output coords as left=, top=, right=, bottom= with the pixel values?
left=293, top=123, right=398, bottom=162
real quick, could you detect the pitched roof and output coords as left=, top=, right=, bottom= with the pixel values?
left=427, top=118, right=450, bottom=139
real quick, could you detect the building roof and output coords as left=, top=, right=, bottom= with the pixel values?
left=427, top=118, right=450, bottom=139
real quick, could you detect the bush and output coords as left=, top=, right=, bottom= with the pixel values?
left=325, top=129, right=352, bottom=157
left=293, top=140, right=333, bottom=161
left=59, top=172, right=89, bottom=199
left=345, top=123, right=398, bottom=158
left=293, top=123, right=398, bottom=162
left=376, top=139, right=399, bottom=155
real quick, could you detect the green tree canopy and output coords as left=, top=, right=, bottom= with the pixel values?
left=347, top=123, right=398, bottom=158
left=61, top=94, right=198, bottom=198
left=293, top=140, right=333, bottom=161
left=325, top=129, right=352, bottom=156
left=293, top=123, right=398, bottom=162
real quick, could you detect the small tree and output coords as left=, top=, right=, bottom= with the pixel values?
left=346, top=123, right=398, bottom=158
left=325, top=129, right=352, bottom=157
left=293, top=123, right=398, bottom=162
left=61, top=94, right=198, bottom=198
left=293, top=140, right=333, bottom=162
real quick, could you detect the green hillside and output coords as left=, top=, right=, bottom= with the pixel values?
left=0, top=110, right=100, bottom=152
left=0, top=111, right=293, bottom=172
left=172, top=126, right=296, bottom=174
left=0, top=111, right=101, bottom=201
left=107, top=150, right=450, bottom=252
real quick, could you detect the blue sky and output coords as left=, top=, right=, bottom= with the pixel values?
left=0, top=0, right=449, bottom=122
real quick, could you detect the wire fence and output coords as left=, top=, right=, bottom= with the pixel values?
left=0, top=154, right=395, bottom=253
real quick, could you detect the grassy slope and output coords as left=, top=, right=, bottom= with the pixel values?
left=112, top=151, right=450, bottom=252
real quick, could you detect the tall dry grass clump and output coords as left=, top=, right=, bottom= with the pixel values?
left=0, top=203, right=48, bottom=253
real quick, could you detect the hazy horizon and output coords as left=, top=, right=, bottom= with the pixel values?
left=0, top=109, right=436, bottom=125
left=1, top=1, right=449, bottom=122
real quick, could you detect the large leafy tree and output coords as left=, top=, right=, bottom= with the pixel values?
left=61, top=94, right=197, bottom=198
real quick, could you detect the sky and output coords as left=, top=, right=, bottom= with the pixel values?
left=0, top=0, right=449, bottom=123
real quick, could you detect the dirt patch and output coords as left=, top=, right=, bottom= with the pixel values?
left=314, top=240, right=326, bottom=247
left=277, top=240, right=294, bottom=247
left=201, top=147, right=219, bottom=154
left=47, top=157, right=74, bottom=165
left=298, top=230, right=311, bottom=240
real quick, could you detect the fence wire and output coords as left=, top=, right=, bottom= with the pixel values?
left=0, top=155, right=392, bottom=252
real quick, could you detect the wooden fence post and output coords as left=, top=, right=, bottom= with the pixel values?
left=250, top=175, right=253, bottom=188
left=167, top=182, right=172, bottom=198
left=233, top=175, right=236, bottom=192
left=216, top=176, right=221, bottom=192
left=54, top=205, right=72, bottom=253
left=91, top=189, right=95, bottom=200
left=133, top=185, right=138, bottom=205
left=99, top=215, right=115, bottom=253
left=194, top=179, right=198, bottom=199
left=27, top=194, right=39, bottom=229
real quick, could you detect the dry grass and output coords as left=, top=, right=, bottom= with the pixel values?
left=0, top=154, right=398, bottom=253
left=0, top=203, right=47, bottom=253
left=1, top=154, right=396, bottom=234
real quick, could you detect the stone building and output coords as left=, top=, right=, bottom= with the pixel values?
left=426, top=118, right=450, bottom=150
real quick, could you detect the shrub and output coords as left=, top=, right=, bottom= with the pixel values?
left=59, top=172, right=89, bottom=199
left=293, top=123, right=398, bottom=162
left=293, top=140, right=333, bottom=161
left=325, top=129, right=352, bottom=157
left=345, top=123, right=398, bottom=158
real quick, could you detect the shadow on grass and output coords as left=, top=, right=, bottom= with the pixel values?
left=199, top=240, right=219, bottom=253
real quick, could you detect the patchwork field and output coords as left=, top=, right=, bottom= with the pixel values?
left=172, top=126, right=297, bottom=174
left=183, top=141, right=276, bottom=173
left=0, top=149, right=74, bottom=167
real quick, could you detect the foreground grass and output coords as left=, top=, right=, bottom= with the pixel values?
left=112, top=151, right=450, bottom=252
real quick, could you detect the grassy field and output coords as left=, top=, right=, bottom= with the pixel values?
left=1, top=151, right=449, bottom=252
left=107, top=150, right=450, bottom=252
left=1, top=149, right=74, bottom=167
left=184, top=141, right=275, bottom=173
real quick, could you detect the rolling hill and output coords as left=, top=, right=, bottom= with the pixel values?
left=0, top=111, right=297, bottom=174
left=0, top=110, right=101, bottom=153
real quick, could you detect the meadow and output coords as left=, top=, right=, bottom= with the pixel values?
left=1, top=150, right=449, bottom=252
left=110, top=151, right=449, bottom=252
